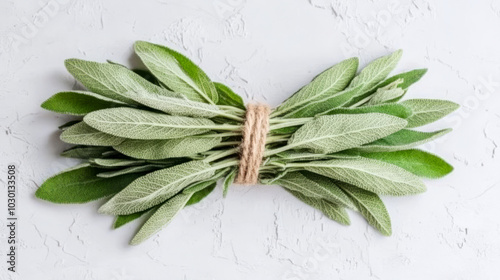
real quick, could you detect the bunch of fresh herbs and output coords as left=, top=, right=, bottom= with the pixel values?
left=37, top=41, right=458, bottom=244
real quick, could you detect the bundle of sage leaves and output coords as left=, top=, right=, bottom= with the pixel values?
left=37, top=41, right=458, bottom=245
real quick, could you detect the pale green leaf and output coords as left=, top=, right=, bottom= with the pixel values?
left=338, top=183, right=391, bottom=235
left=322, top=103, right=412, bottom=119
left=89, top=158, right=145, bottom=167
left=84, top=108, right=215, bottom=140
left=270, top=171, right=356, bottom=209
left=366, top=87, right=405, bottom=106
left=275, top=57, right=358, bottom=116
left=303, top=158, right=426, bottom=196
left=130, top=192, right=192, bottom=245
left=347, top=50, right=403, bottom=93
left=60, top=122, right=124, bottom=146
left=287, top=190, right=350, bottom=225
left=400, top=99, right=459, bottom=128
left=97, top=165, right=159, bottom=178
left=65, top=59, right=175, bottom=104
left=99, top=161, right=217, bottom=215
left=134, top=41, right=218, bottom=104
left=287, top=113, right=407, bottom=154
left=114, top=136, right=222, bottom=160
left=118, top=90, right=223, bottom=118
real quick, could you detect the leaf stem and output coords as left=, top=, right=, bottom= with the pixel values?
left=204, top=148, right=239, bottom=163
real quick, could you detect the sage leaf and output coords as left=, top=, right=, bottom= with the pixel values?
left=275, top=57, right=358, bottom=116
left=368, top=68, right=428, bottom=103
left=99, top=160, right=217, bottom=215
left=36, top=165, right=141, bottom=204
left=61, top=146, right=111, bottom=159
left=303, top=158, right=426, bottom=196
left=322, top=103, right=412, bottom=119
left=134, top=41, right=218, bottom=104
left=185, top=181, right=217, bottom=206
left=114, top=181, right=216, bottom=229
left=89, top=158, right=145, bottom=167
left=271, top=171, right=356, bottom=209
left=360, top=149, right=453, bottom=178
left=287, top=113, right=407, bottom=154
left=222, top=168, right=237, bottom=198
left=65, top=59, right=175, bottom=104
left=366, top=87, right=405, bottom=106
left=97, top=165, right=159, bottom=178
left=346, top=50, right=403, bottom=93
left=288, top=190, right=350, bottom=225
left=60, top=122, right=124, bottom=146
left=42, top=91, right=125, bottom=116
left=282, top=86, right=362, bottom=118
left=357, top=128, right=451, bottom=152
left=338, top=183, right=391, bottom=235
left=114, top=209, right=152, bottom=229
left=84, top=108, right=215, bottom=140
left=130, top=192, right=193, bottom=245
left=400, top=99, right=459, bottom=128
left=118, top=90, right=223, bottom=118
left=215, top=82, right=245, bottom=109
left=58, top=120, right=81, bottom=130
left=114, top=136, right=222, bottom=160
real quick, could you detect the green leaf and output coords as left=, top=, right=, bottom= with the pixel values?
left=65, top=59, right=175, bottom=104
left=338, top=183, right=391, bottom=235
left=134, top=41, right=218, bottom=104
left=270, top=171, right=356, bottom=209
left=118, top=90, right=223, bottom=118
left=130, top=192, right=193, bottom=245
left=275, top=150, right=359, bottom=162
left=222, top=168, right=237, bottom=198
left=36, top=165, right=141, bottom=204
left=366, top=87, right=405, bottom=106
left=84, top=108, right=215, bottom=140
left=60, top=122, right=124, bottom=146
left=303, top=158, right=426, bottom=196
left=357, top=128, right=451, bottom=152
left=97, top=165, right=159, bottom=178
left=322, top=103, right=412, bottom=119
left=58, top=120, right=81, bottom=130
left=98, top=161, right=217, bottom=215
left=275, top=57, right=358, bottom=116
left=42, top=91, right=125, bottom=116
left=375, top=69, right=427, bottom=90
left=346, top=50, right=403, bottom=93
left=114, top=137, right=222, bottom=160
left=287, top=113, right=407, bottom=154
left=214, top=82, right=245, bottom=109
left=281, top=85, right=362, bottom=118
left=185, top=181, right=217, bottom=206
left=400, top=99, right=459, bottom=128
left=287, top=190, right=350, bottom=225
left=114, top=210, right=150, bottom=229
left=360, top=149, right=453, bottom=178
left=61, top=146, right=111, bottom=159
left=89, top=158, right=145, bottom=167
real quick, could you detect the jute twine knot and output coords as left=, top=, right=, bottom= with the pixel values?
left=235, top=104, right=271, bottom=185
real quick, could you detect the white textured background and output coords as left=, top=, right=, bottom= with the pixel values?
left=1, top=0, right=500, bottom=279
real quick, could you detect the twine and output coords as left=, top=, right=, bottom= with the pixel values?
left=235, top=104, right=271, bottom=184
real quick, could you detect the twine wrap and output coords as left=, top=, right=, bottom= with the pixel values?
left=235, top=104, right=271, bottom=184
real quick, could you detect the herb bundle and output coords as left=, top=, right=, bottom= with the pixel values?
left=37, top=41, right=458, bottom=245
